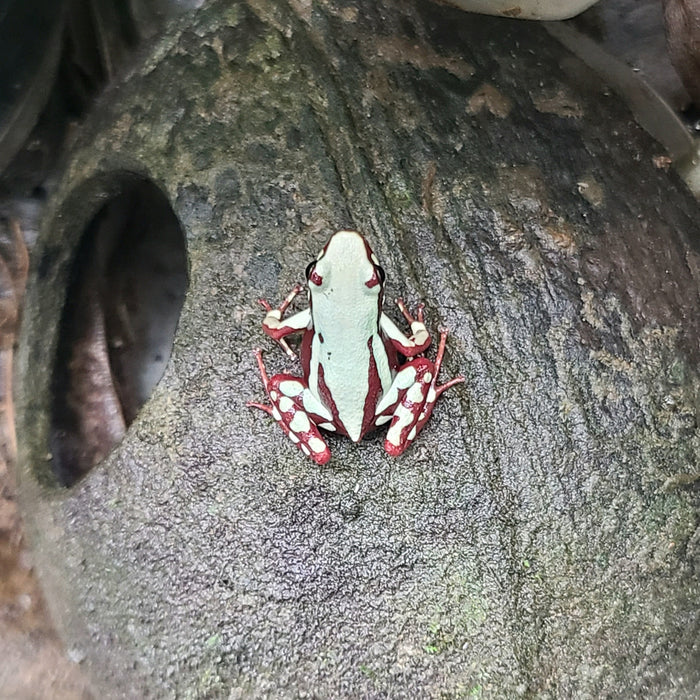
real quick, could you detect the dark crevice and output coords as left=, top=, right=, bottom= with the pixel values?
left=50, top=175, right=188, bottom=485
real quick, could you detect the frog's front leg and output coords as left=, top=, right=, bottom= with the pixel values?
left=248, top=350, right=333, bottom=465
left=259, top=284, right=310, bottom=359
left=380, top=299, right=431, bottom=357
left=375, top=331, right=464, bottom=456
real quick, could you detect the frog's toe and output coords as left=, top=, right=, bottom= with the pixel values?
left=297, top=432, right=331, bottom=465
left=384, top=437, right=408, bottom=457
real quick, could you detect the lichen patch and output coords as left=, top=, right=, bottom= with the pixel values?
left=538, top=220, right=577, bottom=253
left=364, top=37, right=474, bottom=79
left=532, top=88, right=584, bottom=118
left=576, top=175, right=605, bottom=208
left=467, top=83, right=513, bottom=118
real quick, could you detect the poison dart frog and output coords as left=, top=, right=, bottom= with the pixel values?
left=248, top=230, right=464, bottom=464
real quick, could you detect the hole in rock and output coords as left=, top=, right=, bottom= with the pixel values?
left=50, top=176, right=188, bottom=485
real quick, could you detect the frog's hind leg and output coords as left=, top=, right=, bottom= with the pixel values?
left=376, top=331, right=464, bottom=457
left=248, top=350, right=332, bottom=465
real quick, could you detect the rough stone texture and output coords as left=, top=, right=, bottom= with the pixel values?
left=15, top=0, right=700, bottom=697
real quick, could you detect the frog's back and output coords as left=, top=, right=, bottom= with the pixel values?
left=307, top=322, right=390, bottom=440
left=305, top=230, right=393, bottom=440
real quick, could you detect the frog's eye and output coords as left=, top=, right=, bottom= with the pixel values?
left=306, top=262, right=323, bottom=286
left=365, top=265, right=385, bottom=289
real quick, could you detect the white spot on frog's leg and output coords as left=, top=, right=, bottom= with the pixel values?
left=386, top=426, right=401, bottom=447
left=406, top=383, right=426, bottom=404
left=375, top=414, right=392, bottom=426
left=376, top=366, right=417, bottom=414
left=386, top=402, right=416, bottom=447
left=370, top=253, right=379, bottom=265
left=272, top=408, right=282, bottom=421
left=289, top=432, right=300, bottom=443
left=308, top=436, right=326, bottom=453
left=270, top=391, right=279, bottom=401
left=411, top=325, right=429, bottom=347
left=423, top=372, right=432, bottom=383
left=290, top=411, right=311, bottom=433
left=396, top=403, right=415, bottom=426
left=419, top=411, right=426, bottom=421
left=427, top=387, right=437, bottom=404
left=319, top=422, right=336, bottom=431
left=279, top=380, right=304, bottom=396
left=301, top=444, right=311, bottom=456
left=408, top=426, right=417, bottom=441
left=279, top=396, right=294, bottom=413
left=397, top=366, right=417, bottom=388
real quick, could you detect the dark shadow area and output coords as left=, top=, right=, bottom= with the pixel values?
left=50, top=175, right=188, bottom=486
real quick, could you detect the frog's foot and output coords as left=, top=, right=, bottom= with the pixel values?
left=394, top=298, right=430, bottom=355
left=248, top=350, right=332, bottom=465
left=376, top=331, right=464, bottom=457
left=396, top=298, right=424, bottom=326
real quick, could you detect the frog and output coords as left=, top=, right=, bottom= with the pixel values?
left=248, top=230, right=464, bottom=465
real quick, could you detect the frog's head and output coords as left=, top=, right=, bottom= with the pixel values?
left=306, top=230, right=385, bottom=304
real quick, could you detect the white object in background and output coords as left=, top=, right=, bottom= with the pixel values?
left=442, top=0, right=599, bottom=21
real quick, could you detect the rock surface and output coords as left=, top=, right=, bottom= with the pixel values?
left=16, top=0, right=700, bottom=697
